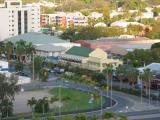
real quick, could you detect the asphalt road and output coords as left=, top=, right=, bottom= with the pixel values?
left=20, top=75, right=160, bottom=120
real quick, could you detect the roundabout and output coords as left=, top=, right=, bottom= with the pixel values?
left=12, top=79, right=118, bottom=120
left=11, top=78, right=160, bottom=120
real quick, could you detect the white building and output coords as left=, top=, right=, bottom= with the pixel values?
left=110, top=11, right=124, bottom=18
left=0, top=0, right=40, bottom=41
left=111, top=20, right=145, bottom=28
left=94, top=22, right=107, bottom=27
left=88, top=12, right=103, bottom=19
left=41, top=12, right=88, bottom=28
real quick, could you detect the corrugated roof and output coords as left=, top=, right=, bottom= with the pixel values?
left=36, top=44, right=66, bottom=52
left=66, top=46, right=94, bottom=57
left=5, top=32, right=69, bottom=45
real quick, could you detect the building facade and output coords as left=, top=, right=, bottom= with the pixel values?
left=0, top=0, right=40, bottom=41
left=40, top=12, right=88, bottom=29
left=60, top=46, right=122, bottom=72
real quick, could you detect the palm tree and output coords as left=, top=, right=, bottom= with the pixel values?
left=102, top=112, right=117, bottom=120
left=116, top=65, right=126, bottom=89
left=26, top=42, right=35, bottom=62
left=0, top=42, right=5, bottom=58
left=27, top=97, right=37, bottom=115
left=141, top=69, right=153, bottom=104
left=1, top=99, right=13, bottom=118
left=15, top=40, right=27, bottom=62
left=0, top=74, right=20, bottom=118
left=126, top=67, right=138, bottom=87
left=41, top=97, right=49, bottom=114
left=103, top=64, right=113, bottom=97
left=4, top=41, right=14, bottom=61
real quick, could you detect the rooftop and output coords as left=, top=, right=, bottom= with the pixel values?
left=66, top=46, right=94, bottom=57
left=36, top=44, right=66, bottom=52
left=5, top=32, right=69, bottom=45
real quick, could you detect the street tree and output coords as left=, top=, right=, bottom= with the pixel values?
left=141, top=69, right=153, bottom=104
left=0, top=74, right=20, bottom=118
left=27, top=97, right=37, bottom=115
left=1, top=99, right=13, bottom=118
left=74, top=113, right=87, bottom=120
left=4, top=41, right=14, bottom=61
left=33, top=56, right=45, bottom=79
left=116, top=65, right=126, bottom=89
left=15, top=62, right=24, bottom=72
left=126, top=66, right=138, bottom=86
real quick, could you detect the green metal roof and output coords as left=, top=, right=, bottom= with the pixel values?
left=66, top=46, right=94, bottom=57
left=5, top=32, right=69, bottom=45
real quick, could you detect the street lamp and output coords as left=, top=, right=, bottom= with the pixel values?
left=58, top=80, right=62, bottom=120
left=110, top=69, right=115, bottom=107
left=139, top=71, right=143, bottom=104
left=32, top=53, right=34, bottom=81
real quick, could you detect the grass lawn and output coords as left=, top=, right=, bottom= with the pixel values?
left=49, top=87, right=105, bottom=113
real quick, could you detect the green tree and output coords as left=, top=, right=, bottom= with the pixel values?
left=40, top=69, right=49, bottom=82
left=35, top=97, right=49, bottom=114
left=15, top=62, right=24, bottom=72
left=151, top=42, right=160, bottom=50
left=61, top=115, right=73, bottom=120
left=26, top=42, right=35, bottom=61
left=75, top=113, right=87, bottom=120
left=1, top=99, right=13, bottom=118
left=4, top=41, right=14, bottom=61
left=146, top=22, right=160, bottom=39
left=102, top=112, right=116, bottom=119
left=92, top=72, right=105, bottom=83
left=141, top=69, right=153, bottom=96
left=15, top=40, right=27, bottom=62
left=126, top=66, right=138, bottom=86
left=0, top=43, right=5, bottom=58
left=127, top=25, right=143, bottom=37
left=27, top=97, right=37, bottom=115
left=116, top=65, right=126, bottom=89
left=33, top=56, right=44, bottom=77
left=0, top=74, right=20, bottom=118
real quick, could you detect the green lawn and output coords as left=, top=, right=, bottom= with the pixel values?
left=49, top=87, right=105, bottom=113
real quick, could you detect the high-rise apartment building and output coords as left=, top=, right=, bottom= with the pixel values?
left=0, top=0, right=40, bottom=41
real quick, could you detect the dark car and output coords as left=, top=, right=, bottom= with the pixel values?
left=15, top=72, right=28, bottom=77
left=135, top=84, right=143, bottom=89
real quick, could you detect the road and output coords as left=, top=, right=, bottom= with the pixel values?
left=20, top=75, right=160, bottom=120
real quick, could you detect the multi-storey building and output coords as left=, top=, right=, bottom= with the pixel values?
left=0, top=0, right=40, bottom=41
left=40, top=12, right=88, bottom=29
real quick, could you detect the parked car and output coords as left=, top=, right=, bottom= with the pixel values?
left=135, top=84, right=143, bottom=89
left=15, top=72, right=28, bottom=77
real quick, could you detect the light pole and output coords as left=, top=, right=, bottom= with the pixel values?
left=139, top=72, right=143, bottom=104
left=58, top=78, right=61, bottom=120
left=149, top=74, right=151, bottom=105
left=110, top=69, right=115, bottom=107
left=106, top=69, right=109, bottom=97
left=32, top=53, right=34, bottom=81
left=100, top=90, right=103, bottom=120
